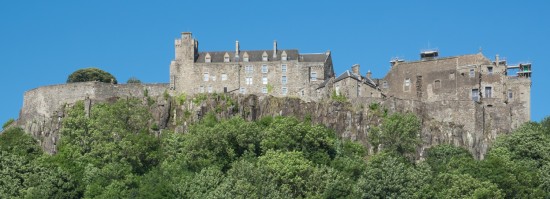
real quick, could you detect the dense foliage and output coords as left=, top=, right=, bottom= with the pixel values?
left=67, top=68, right=117, bottom=84
left=1, top=98, right=549, bottom=198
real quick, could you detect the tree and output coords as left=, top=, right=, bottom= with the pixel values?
left=369, top=112, right=421, bottom=158
left=67, top=67, right=117, bottom=84
left=433, top=173, right=504, bottom=199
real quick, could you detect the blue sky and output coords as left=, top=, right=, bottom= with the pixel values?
left=1, top=1, right=549, bottom=127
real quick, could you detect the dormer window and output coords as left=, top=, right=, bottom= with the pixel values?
left=262, top=51, right=268, bottom=61
left=243, top=52, right=249, bottom=62
left=281, top=51, right=288, bottom=61
left=205, top=53, right=211, bottom=63
left=224, top=52, right=230, bottom=62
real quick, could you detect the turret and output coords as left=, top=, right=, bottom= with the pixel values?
left=175, top=32, right=197, bottom=62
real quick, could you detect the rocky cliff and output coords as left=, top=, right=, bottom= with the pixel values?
left=13, top=82, right=517, bottom=159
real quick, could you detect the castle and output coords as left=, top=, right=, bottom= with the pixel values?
left=169, top=32, right=531, bottom=124
left=14, top=32, right=531, bottom=158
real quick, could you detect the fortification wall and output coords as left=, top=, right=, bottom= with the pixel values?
left=18, top=82, right=169, bottom=153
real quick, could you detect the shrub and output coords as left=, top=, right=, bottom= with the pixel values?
left=2, top=118, right=14, bottom=129
left=127, top=77, right=142, bottom=84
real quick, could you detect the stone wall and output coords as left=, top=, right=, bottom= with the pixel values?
left=18, top=82, right=169, bottom=153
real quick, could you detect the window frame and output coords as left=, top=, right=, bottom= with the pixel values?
left=281, top=75, right=287, bottom=85
left=262, top=64, right=268, bottom=73
left=310, top=72, right=317, bottom=81
left=203, top=73, right=209, bottom=81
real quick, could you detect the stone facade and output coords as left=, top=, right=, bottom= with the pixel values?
left=169, top=32, right=334, bottom=102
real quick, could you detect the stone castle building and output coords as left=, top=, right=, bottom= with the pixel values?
left=12, top=32, right=532, bottom=158
left=169, top=32, right=333, bottom=101
left=168, top=33, right=531, bottom=127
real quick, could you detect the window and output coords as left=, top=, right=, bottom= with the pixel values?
left=281, top=76, right=287, bottom=85
left=301, top=90, right=305, bottom=96
left=472, top=89, right=479, bottom=101
left=262, top=87, right=268, bottom=94
left=404, top=78, right=411, bottom=91
left=243, top=57, right=249, bottom=62
left=282, top=87, right=288, bottom=95
left=434, top=80, right=441, bottom=89
left=224, top=54, right=230, bottom=62
left=449, top=72, right=455, bottom=80
left=246, top=77, right=253, bottom=85
left=262, top=75, right=268, bottom=84
left=281, top=64, right=287, bottom=73
left=335, top=86, right=340, bottom=95
left=262, top=53, right=268, bottom=61
left=212, top=76, right=216, bottom=81
left=262, top=64, right=268, bottom=73
left=205, top=57, right=211, bottom=63
left=310, top=72, right=317, bottom=81
left=208, top=86, right=212, bottom=93
left=485, top=87, right=492, bottom=98
left=240, top=87, right=246, bottom=94
left=203, top=73, right=209, bottom=81
left=487, top=67, right=493, bottom=75
left=382, top=81, right=388, bottom=88
left=282, top=55, right=287, bottom=61
left=508, top=90, right=513, bottom=99
left=245, top=65, right=253, bottom=73
left=469, top=69, right=475, bottom=77
left=221, top=73, right=228, bottom=81
left=199, top=86, right=205, bottom=93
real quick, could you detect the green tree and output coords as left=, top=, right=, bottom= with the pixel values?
left=67, top=67, right=117, bottom=84
left=433, top=173, right=504, bottom=199
left=369, top=112, right=421, bottom=158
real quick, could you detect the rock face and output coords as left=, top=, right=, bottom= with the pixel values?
left=15, top=82, right=521, bottom=159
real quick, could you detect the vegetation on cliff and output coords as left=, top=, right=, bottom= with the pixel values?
left=67, top=67, right=118, bottom=84
left=1, top=98, right=549, bottom=198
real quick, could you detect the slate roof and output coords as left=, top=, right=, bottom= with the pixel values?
left=195, top=49, right=328, bottom=63
left=319, top=70, right=378, bottom=89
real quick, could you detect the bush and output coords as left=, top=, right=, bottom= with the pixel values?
left=67, top=67, right=117, bottom=84
left=127, top=77, right=141, bottom=84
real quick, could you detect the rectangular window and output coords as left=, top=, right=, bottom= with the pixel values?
left=243, top=57, right=249, bottom=62
left=262, top=87, right=268, bottom=94
left=469, top=69, right=475, bottom=77
left=245, top=65, right=253, bottom=73
left=449, top=72, right=455, bottom=80
left=383, top=81, right=388, bottom=88
left=203, top=73, right=209, bottom=81
left=281, top=76, right=287, bottom=85
left=208, top=85, right=212, bottom=93
left=508, top=90, right=513, bottom=99
left=310, top=72, right=317, bottom=81
left=485, top=87, right=492, bottom=98
left=200, top=86, right=205, bottom=93
left=262, top=64, right=268, bottom=73
left=472, top=89, right=479, bottom=101
left=221, top=74, right=228, bottom=81
left=487, top=67, right=493, bottom=75
left=246, top=77, right=253, bottom=85
left=404, top=78, right=410, bottom=86
left=212, top=76, right=216, bottom=81
left=224, top=57, right=230, bottom=62
left=262, top=75, right=268, bottom=84
left=281, top=64, right=287, bottom=73
left=240, top=87, right=246, bottom=94
left=262, top=55, right=268, bottom=61
left=282, top=55, right=287, bottom=61
left=282, top=87, right=288, bottom=95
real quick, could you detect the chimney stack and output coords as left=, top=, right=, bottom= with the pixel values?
left=235, top=40, right=240, bottom=58
left=366, top=70, right=372, bottom=79
left=351, top=64, right=360, bottom=76
left=273, top=40, right=277, bottom=59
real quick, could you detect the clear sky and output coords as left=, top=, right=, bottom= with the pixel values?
left=1, top=1, right=549, bottom=128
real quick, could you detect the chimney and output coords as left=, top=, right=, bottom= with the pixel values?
left=235, top=40, right=240, bottom=58
left=351, top=64, right=360, bottom=76
left=367, top=70, right=372, bottom=79
left=273, top=40, right=277, bottom=59
left=420, top=50, right=439, bottom=61
left=495, top=54, right=499, bottom=67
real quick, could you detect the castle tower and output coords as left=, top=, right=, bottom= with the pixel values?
left=170, top=32, right=198, bottom=91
